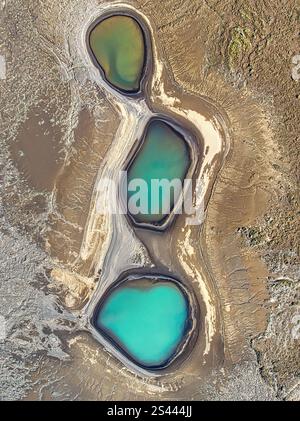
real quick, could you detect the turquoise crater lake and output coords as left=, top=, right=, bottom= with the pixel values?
left=126, top=119, right=191, bottom=227
left=94, top=277, right=191, bottom=369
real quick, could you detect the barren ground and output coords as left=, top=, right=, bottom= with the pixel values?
left=0, top=0, right=299, bottom=400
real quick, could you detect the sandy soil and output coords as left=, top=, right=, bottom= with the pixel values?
left=0, top=0, right=298, bottom=400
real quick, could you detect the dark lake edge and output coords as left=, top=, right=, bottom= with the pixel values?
left=86, top=9, right=153, bottom=97
left=121, top=114, right=200, bottom=232
left=90, top=269, right=200, bottom=373
left=85, top=8, right=204, bottom=376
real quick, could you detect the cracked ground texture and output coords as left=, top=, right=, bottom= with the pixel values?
left=0, top=0, right=299, bottom=400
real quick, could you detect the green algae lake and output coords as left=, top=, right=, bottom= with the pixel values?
left=89, top=14, right=146, bottom=93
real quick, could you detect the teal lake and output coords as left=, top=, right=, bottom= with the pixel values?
left=96, top=279, right=189, bottom=367
left=127, top=119, right=190, bottom=225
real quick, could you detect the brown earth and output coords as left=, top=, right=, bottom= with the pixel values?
left=0, top=0, right=298, bottom=400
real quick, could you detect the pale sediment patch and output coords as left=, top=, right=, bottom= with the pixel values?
left=178, top=226, right=216, bottom=356
left=64, top=1, right=226, bottom=378
left=73, top=4, right=153, bottom=276
left=151, top=60, right=227, bottom=208
left=149, top=37, right=226, bottom=359
left=77, top=98, right=151, bottom=275
left=152, top=62, right=180, bottom=107
left=51, top=267, right=94, bottom=310
left=0, top=55, right=6, bottom=79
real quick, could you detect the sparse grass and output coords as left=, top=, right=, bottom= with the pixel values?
left=240, top=9, right=252, bottom=22
left=271, top=278, right=296, bottom=288
left=228, top=26, right=252, bottom=69
left=237, top=226, right=263, bottom=246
